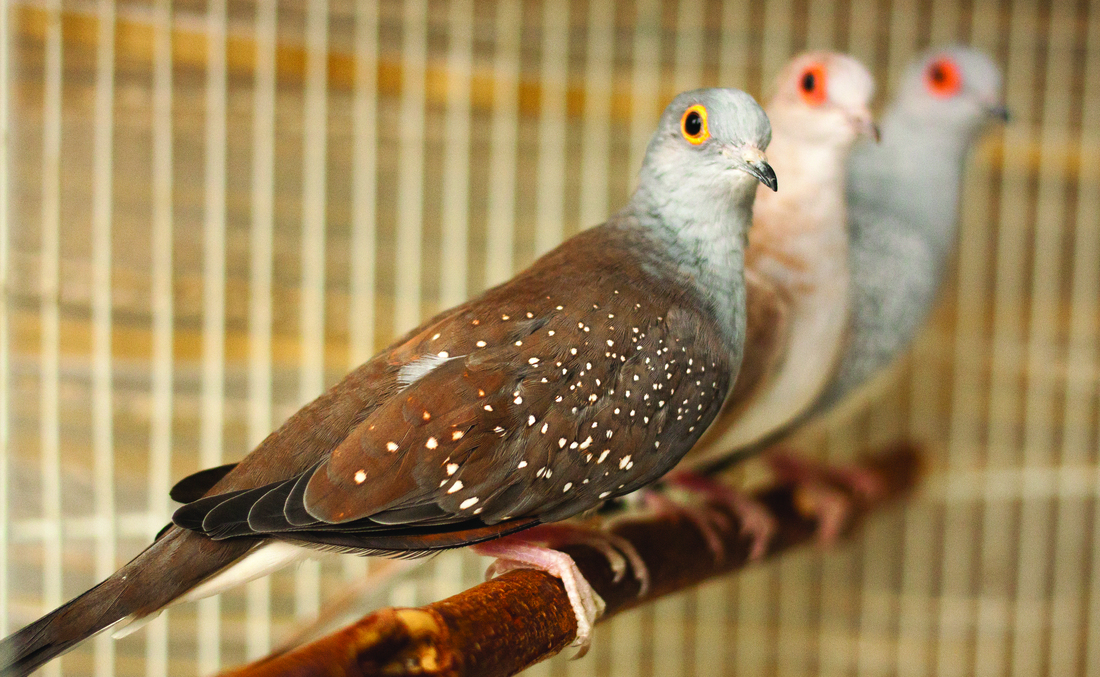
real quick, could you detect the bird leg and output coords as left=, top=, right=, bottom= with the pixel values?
left=472, top=536, right=605, bottom=656
left=766, top=450, right=886, bottom=545
left=664, top=470, right=777, bottom=561
left=518, top=523, right=650, bottom=595
left=637, top=489, right=731, bottom=563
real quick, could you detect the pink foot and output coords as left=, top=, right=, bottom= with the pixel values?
left=767, top=451, right=884, bottom=546
left=473, top=537, right=604, bottom=656
left=666, top=470, right=777, bottom=561
left=522, top=523, right=650, bottom=596
left=642, top=490, right=730, bottom=563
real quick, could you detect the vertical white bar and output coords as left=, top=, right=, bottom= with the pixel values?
left=805, top=0, right=837, bottom=51
left=668, top=7, right=702, bottom=676
left=628, top=0, right=659, bottom=183
left=534, top=0, right=569, bottom=255
left=199, top=0, right=228, bottom=671
left=928, top=0, right=960, bottom=48
left=38, top=6, right=63, bottom=676
left=886, top=7, right=931, bottom=673
left=1012, top=3, right=1073, bottom=674
left=349, top=0, right=379, bottom=364
left=833, top=0, right=886, bottom=668
left=718, top=0, right=750, bottom=87
left=568, top=8, right=616, bottom=676
left=393, top=0, right=428, bottom=332
left=297, top=0, right=329, bottom=623
left=823, top=424, right=859, bottom=676
left=764, top=5, right=811, bottom=675
left=146, top=0, right=175, bottom=672
left=760, top=0, right=793, bottom=89
left=843, top=0, right=878, bottom=69
left=720, top=9, right=758, bottom=668
left=439, top=0, right=473, bottom=308
left=615, top=7, right=660, bottom=675
left=969, top=3, right=1038, bottom=677
left=932, top=4, right=999, bottom=677
left=432, top=0, right=475, bottom=609
left=673, top=0, right=702, bottom=90
left=577, top=0, right=613, bottom=230
left=693, top=579, right=729, bottom=677
left=246, top=0, right=278, bottom=658
left=652, top=595, right=686, bottom=677
left=91, top=2, right=117, bottom=675
left=484, top=0, right=520, bottom=287
left=1079, top=8, right=1100, bottom=675
left=871, top=10, right=915, bottom=677
left=346, top=0, right=379, bottom=587
left=0, top=0, right=12, bottom=638
left=885, top=0, right=918, bottom=90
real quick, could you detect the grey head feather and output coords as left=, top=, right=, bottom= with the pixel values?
left=817, top=46, right=1006, bottom=409
left=636, top=89, right=773, bottom=210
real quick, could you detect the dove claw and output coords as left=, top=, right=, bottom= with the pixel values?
left=767, top=450, right=883, bottom=545
left=474, top=537, right=605, bottom=655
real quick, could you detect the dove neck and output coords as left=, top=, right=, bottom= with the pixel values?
left=755, top=132, right=849, bottom=240
left=626, top=172, right=753, bottom=348
left=883, top=112, right=977, bottom=165
left=865, top=113, right=975, bottom=250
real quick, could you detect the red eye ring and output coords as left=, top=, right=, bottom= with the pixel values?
left=798, top=64, right=828, bottom=106
left=680, top=104, right=710, bottom=145
left=925, top=58, right=962, bottom=98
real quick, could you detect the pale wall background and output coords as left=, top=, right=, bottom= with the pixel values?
left=1, top=1, right=1097, bottom=676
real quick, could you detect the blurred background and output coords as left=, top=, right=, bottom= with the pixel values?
left=0, top=0, right=1097, bottom=675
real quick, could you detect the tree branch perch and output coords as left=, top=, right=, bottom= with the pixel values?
left=219, top=442, right=922, bottom=677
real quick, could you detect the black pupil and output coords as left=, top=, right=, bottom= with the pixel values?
left=684, top=111, right=702, bottom=136
left=931, top=65, right=946, bottom=83
left=801, top=71, right=816, bottom=92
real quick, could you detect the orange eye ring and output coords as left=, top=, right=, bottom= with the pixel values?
left=680, top=104, right=710, bottom=145
left=925, top=58, right=962, bottom=98
left=798, top=64, right=828, bottom=106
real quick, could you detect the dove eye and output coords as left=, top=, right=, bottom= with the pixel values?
left=798, top=64, right=828, bottom=105
left=925, top=58, right=962, bottom=97
left=680, top=104, right=710, bottom=145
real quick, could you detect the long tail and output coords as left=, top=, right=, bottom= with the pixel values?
left=0, top=528, right=257, bottom=676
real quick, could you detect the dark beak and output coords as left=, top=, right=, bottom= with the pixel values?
left=746, top=160, right=778, bottom=192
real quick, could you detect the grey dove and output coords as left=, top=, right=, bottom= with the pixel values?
left=818, top=45, right=1008, bottom=409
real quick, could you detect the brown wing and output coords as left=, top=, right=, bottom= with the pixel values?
left=686, top=268, right=790, bottom=453
left=173, top=225, right=735, bottom=552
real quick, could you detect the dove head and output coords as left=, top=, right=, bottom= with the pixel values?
left=637, top=88, right=776, bottom=211
left=894, top=46, right=1007, bottom=139
left=769, top=52, right=878, bottom=146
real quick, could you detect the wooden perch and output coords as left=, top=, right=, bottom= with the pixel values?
left=219, top=443, right=922, bottom=677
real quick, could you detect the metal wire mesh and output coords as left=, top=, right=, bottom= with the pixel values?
left=1, top=0, right=1097, bottom=675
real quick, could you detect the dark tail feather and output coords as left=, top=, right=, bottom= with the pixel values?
left=0, top=528, right=257, bottom=676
